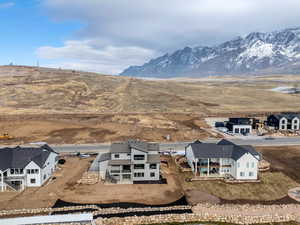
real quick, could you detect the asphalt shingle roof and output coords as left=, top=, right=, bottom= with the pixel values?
left=274, top=113, right=300, bottom=120
left=110, top=140, right=159, bottom=153
left=189, top=139, right=259, bottom=161
left=0, top=145, right=57, bottom=171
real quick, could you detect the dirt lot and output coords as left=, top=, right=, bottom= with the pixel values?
left=179, top=146, right=300, bottom=203
left=0, top=156, right=183, bottom=210
left=0, top=113, right=214, bottom=145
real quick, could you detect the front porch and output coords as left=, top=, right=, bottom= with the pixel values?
left=192, top=158, right=231, bottom=178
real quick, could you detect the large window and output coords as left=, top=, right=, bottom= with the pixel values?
left=240, top=172, right=245, bottom=177
left=134, top=164, right=145, bottom=170
left=234, top=128, right=239, bottom=133
left=30, top=179, right=36, bottom=184
left=150, top=164, right=157, bottom=169
left=246, top=162, right=249, bottom=168
left=251, top=162, right=255, bottom=168
left=114, top=154, right=120, bottom=159
left=134, top=172, right=144, bottom=177
left=134, top=155, right=145, bottom=160
left=27, top=169, right=39, bottom=174
left=10, top=169, right=24, bottom=175
left=249, top=172, right=254, bottom=177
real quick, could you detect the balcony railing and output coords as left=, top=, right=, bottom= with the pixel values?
left=110, top=170, right=121, bottom=173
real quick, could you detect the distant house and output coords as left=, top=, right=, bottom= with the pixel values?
left=185, top=139, right=261, bottom=180
left=98, top=140, right=160, bottom=184
left=226, top=118, right=252, bottom=135
left=0, top=145, right=58, bottom=192
left=267, top=113, right=300, bottom=130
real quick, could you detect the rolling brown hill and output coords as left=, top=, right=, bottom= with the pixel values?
left=0, top=65, right=300, bottom=144
left=1, top=65, right=300, bottom=115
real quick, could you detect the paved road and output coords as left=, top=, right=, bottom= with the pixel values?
left=50, top=137, right=300, bottom=153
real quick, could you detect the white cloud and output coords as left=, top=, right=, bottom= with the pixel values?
left=39, top=0, right=300, bottom=74
left=37, top=40, right=158, bottom=74
left=0, top=2, right=14, bottom=8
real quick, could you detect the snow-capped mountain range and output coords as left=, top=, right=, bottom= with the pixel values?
left=120, top=27, right=300, bottom=77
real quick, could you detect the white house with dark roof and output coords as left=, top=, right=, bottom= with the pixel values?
left=185, top=139, right=261, bottom=180
left=98, top=140, right=160, bottom=184
left=267, top=113, right=300, bottom=130
left=0, top=145, right=58, bottom=191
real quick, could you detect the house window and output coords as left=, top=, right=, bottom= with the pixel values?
left=281, top=125, right=285, bottom=129
left=43, top=175, right=46, bottom=180
left=30, top=179, right=36, bottom=184
left=122, top=174, right=131, bottom=179
left=134, top=172, right=144, bottom=177
left=246, top=162, right=249, bottom=168
left=150, top=172, right=155, bottom=177
left=249, top=172, right=254, bottom=177
left=240, top=172, right=245, bottom=177
left=150, top=164, right=157, bottom=169
left=294, top=125, right=298, bottom=130
left=27, top=169, right=39, bottom=174
left=127, top=153, right=131, bottom=157
left=294, top=120, right=298, bottom=124
left=10, top=169, right=14, bottom=174
left=114, top=154, right=120, bottom=159
left=251, top=162, right=255, bottom=168
left=134, top=155, right=145, bottom=160
left=237, top=162, right=240, bottom=168
left=281, top=120, right=286, bottom=124
left=134, top=164, right=145, bottom=170
left=246, top=128, right=250, bottom=133
left=234, top=128, right=239, bottom=133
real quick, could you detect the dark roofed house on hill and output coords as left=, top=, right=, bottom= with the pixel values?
left=226, top=118, right=252, bottom=135
left=267, top=113, right=300, bottom=130
left=0, top=145, right=58, bottom=192
left=185, top=139, right=261, bottom=180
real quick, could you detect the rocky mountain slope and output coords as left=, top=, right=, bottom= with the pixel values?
left=121, top=27, right=300, bottom=77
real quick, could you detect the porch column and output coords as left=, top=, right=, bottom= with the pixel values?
left=219, top=158, right=222, bottom=176
left=207, top=158, right=210, bottom=176
left=0, top=171, right=3, bottom=192
left=194, top=159, right=197, bottom=176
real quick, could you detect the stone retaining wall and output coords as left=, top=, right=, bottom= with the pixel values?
left=1, top=203, right=300, bottom=225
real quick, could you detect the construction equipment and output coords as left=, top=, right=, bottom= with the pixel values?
left=0, top=133, right=14, bottom=140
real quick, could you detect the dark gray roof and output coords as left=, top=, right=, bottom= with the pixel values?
left=0, top=145, right=57, bottom=171
left=273, top=113, right=300, bottom=120
left=189, top=139, right=259, bottom=161
left=110, top=140, right=159, bottom=153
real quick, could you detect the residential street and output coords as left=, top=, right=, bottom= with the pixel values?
left=48, top=136, right=300, bottom=153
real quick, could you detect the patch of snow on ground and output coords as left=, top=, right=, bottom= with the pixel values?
left=271, top=86, right=300, bottom=94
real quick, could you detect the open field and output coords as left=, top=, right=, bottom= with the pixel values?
left=0, top=155, right=183, bottom=210
left=1, top=66, right=300, bottom=115
left=179, top=146, right=300, bottom=203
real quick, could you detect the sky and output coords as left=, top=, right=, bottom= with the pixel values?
left=1, top=0, right=300, bottom=75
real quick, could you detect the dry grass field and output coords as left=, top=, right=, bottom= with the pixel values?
left=1, top=65, right=300, bottom=143
left=1, top=65, right=300, bottom=115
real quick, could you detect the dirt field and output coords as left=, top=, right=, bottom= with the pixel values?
left=180, top=146, right=300, bottom=203
left=0, top=155, right=183, bottom=210
left=1, top=66, right=300, bottom=115
left=0, top=113, right=214, bottom=145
